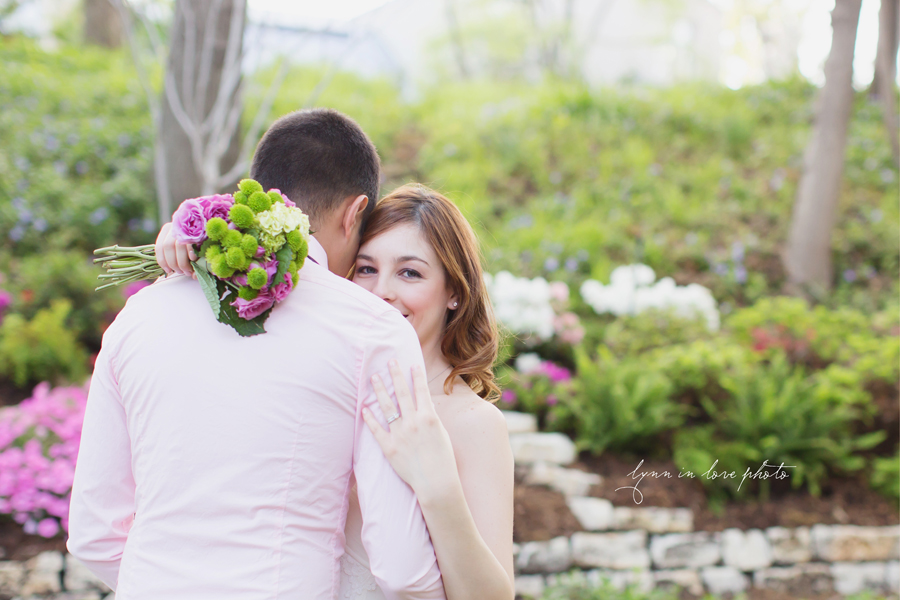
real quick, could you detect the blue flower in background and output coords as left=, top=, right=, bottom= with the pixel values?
left=9, top=226, right=25, bottom=242
left=734, top=264, right=747, bottom=284
left=565, top=258, right=578, bottom=272
left=33, top=218, right=48, bottom=232
left=842, top=269, right=857, bottom=283
left=89, top=207, right=109, bottom=225
left=142, top=218, right=156, bottom=233
left=544, top=257, right=559, bottom=272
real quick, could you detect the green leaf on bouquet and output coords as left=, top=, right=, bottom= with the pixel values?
left=274, top=246, right=293, bottom=286
left=216, top=294, right=271, bottom=337
left=193, top=259, right=222, bottom=319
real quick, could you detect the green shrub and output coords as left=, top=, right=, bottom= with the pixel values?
left=0, top=300, right=89, bottom=387
left=673, top=354, right=885, bottom=500
left=870, top=448, right=899, bottom=501
left=650, top=339, right=758, bottom=398
left=594, top=309, right=714, bottom=357
left=726, top=297, right=900, bottom=384
left=563, top=347, right=685, bottom=456
left=0, top=37, right=156, bottom=257
left=5, top=250, right=123, bottom=349
left=540, top=572, right=678, bottom=600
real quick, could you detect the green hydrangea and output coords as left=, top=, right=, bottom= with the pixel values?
left=247, top=267, right=268, bottom=290
left=210, top=254, right=235, bottom=279
left=248, top=191, right=272, bottom=213
left=238, top=179, right=263, bottom=196
left=241, top=234, right=258, bottom=257
left=268, top=190, right=284, bottom=204
left=233, top=191, right=248, bottom=205
left=286, top=229, right=304, bottom=252
left=292, top=271, right=299, bottom=286
left=222, top=229, right=243, bottom=248
left=225, top=246, right=249, bottom=270
left=229, top=203, right=255, bottom=228
left=238, top=286, right=259, bottom=301
left=205, top=217, right=228, bottom=241
left=205, top=244, right=222, bottom=260
left=260, top=231, right=286, bottom=253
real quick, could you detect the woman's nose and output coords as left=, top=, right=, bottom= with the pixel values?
left=372, top=275, right=395, bottom=302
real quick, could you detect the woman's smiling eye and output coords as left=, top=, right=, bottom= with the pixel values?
left=356, top=265, right=376, bottom=275
left=400, top=268, right=422, bottom=279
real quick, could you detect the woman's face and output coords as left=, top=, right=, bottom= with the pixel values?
left=352, top=223, right=457, bottom=349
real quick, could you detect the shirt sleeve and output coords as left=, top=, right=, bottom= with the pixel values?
left=352, top=309, right=446, bottom=600
left=66, top=336, right=136, bottom=591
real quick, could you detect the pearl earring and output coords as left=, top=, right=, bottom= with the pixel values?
left=452, top=301, right=458, bottom=308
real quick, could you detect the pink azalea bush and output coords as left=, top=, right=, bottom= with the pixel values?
left=0, top=382, right=88, bottom=537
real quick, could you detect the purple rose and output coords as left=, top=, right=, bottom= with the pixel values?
left=230, top=288, right=275, bottom=320
left=172, top=198, right=207, bottom=244
left=198, top=194, right=233, bottom=221
left=271, top=273, right=293, bottom=303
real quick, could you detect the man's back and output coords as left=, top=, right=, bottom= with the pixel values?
left=68, top=256, right=444, bottom=599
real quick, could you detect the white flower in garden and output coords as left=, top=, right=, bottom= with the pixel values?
left=483, top=271, right=556, bottom=340
left=515, top=352, right=543, bottom=374
left=580, top=263, right=720, bottom=331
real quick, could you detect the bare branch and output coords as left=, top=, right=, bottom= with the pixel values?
left=216, top=56, right=291, bottom=188
left=195, top=0, right=226, bottom=122
left=203, top=0, right=246, bottom=135
left=110, top=0, right=160, bottom=125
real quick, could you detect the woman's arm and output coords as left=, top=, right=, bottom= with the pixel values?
left=363, top=363, right=515, bottom=600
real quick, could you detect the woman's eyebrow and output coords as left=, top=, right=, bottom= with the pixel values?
left=397, top=255, right=429, bottom=266
left=356, top=253, right=429, bottom=266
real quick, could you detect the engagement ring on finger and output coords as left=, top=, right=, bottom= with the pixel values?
left=386, top=413, right=401, bottom=425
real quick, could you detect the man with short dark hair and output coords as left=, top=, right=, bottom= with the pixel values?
left=67, top=109, right=446, bottom=600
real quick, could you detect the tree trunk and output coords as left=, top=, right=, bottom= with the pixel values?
left=84, top=0, right=122, bottom=48
left=159, top=0, right=244, bottom=220
left=871, top=0, right=899, bottom=99
left=873, top=0, right=900, bottom=165
left=784, top=0, right=862, bottom=296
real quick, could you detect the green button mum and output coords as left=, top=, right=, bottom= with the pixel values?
left=240, top=234, right=258, bottom=257
left=221, top=229, right=243, bottom=248
left=247, top=267, right=268, bottom=290
left=205, top=217, right=228, bottom=241
left=248, top=191, right=271, bottom=213
left=229, top=204, right=255, bottom=229
left=238, top=179, right=263, bottom=196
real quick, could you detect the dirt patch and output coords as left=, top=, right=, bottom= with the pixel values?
left=0, top=518, right=66, bottom=561
left=514, top=483, right=583, bottom=543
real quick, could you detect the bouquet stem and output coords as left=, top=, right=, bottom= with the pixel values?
left=93, top=244, right=165, bottom=291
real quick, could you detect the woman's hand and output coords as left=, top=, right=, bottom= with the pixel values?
left=154, top=222, right=197, bottom=278
left=362, top=361, right=460, bottom=502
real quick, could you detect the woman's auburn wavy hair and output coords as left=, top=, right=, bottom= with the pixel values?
left=360, top=184, right=500, bottom=402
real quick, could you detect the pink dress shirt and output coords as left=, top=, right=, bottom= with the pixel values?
left=67, top=238, right=445, bottom=600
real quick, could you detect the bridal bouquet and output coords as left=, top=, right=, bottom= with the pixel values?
left=94, top=179, right=310, bottom=336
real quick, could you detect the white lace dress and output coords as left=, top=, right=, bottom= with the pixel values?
left=338, top=478, right=385, bottom=599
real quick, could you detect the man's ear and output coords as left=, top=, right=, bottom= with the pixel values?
left=341, top=194, right=369, bottom=239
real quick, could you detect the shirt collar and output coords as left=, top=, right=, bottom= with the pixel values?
left=307, top=235, right=328, bottom=271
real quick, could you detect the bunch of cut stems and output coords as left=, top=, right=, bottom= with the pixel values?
left=93, top=244, right=165, bottom=291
